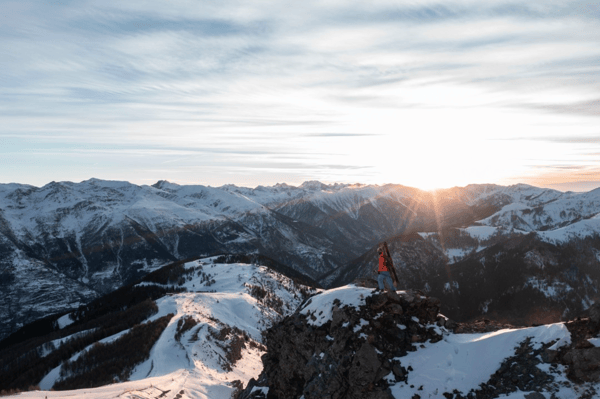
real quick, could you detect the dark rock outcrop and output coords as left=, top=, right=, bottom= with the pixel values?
left=239, top=288, right=444, bottom=399
left=556, top=316, right=600, bottom=385
left=238, top=285, right=600, bottom=399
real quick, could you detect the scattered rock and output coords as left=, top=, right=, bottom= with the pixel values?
left=453, top=318, right=519, bottom=334
left=456, top=337, right=556, bottom=398
left=354, top=278, right=378, bottom=289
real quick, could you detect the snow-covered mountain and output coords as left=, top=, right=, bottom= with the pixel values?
left=1, top=179, right=600, bottom=340
left=4, top=261, right=600, bottom=399
left=0, top=179, right=465, bottom=340
left=328, top=185, right=600, bottom=326
left=0, top=258, right=315, bottom=397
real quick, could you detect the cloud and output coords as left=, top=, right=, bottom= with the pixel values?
left=2, top=0, right=600, bottom=188
left=303, top=133, right=378, bottom=137
left=512, top=135, right=600, bottom=144
left=545, top=181, right=600, bottom=192
left=521, top=99, right=600, bottom=117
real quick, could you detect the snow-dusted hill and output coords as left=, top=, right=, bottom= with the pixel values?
left=3, top=258, right=315, bottom=398
left=2, top=179, right=600, bottom=340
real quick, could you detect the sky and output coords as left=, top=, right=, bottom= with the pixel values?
left=1, top=1, right=599, bottom=191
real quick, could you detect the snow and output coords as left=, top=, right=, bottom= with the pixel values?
left=57, top=313, right=74, bottom=329
left=353, top=318, right=370, bottom=333
left=39, top=329, right=96, bottom=358
left=40, top=329, right=132, bottom=390
left=475, top=185, right=600, bottom=235
left=13, top=269, right=599, bottom=399
left=588, top=337, right=600, bottom=347
left=502, top=202, right=531, bottom=213
left=299, top=285, right=374, bottom=326
left=251, top=386, right=269, bottom=395
left=4, top=180, right=600, bottom=397
left=1, top=179, right=598, bottom=246
left=31, top=258, right=311, bottom=399
left=461, top=225, right=498, bottom=240
left=446, top=248, right=470, bottom=264
left=525, top=277, right=573, bottom=299
left=390, top=323, right=571, bottom=398
left=537, top=213, right=600, bottom=244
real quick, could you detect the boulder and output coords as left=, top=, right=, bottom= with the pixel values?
left=562, top=347, right=600, bottom=382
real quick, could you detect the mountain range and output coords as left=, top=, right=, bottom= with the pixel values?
left=1, top=179, right=599, bottom=340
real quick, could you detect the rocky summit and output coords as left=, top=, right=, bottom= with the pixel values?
left=240, top=287, right=448, bottom=399
left=239, top=285, right=600, bottom=399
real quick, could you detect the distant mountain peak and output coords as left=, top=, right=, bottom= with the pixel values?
left=299, top=180, right=350, bottom=191
left=299, top=180, right=327, bottom=190
left=273, top=182, right=295, bottom=189
left=151, top=180, right=179, bottom=190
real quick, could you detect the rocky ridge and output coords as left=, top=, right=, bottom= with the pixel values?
left=241, top=287, right=444, bottom=399
left=239, top=286, right=600, bottom=399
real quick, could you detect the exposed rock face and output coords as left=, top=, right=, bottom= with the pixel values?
left=238, top=287, right=600, bottom=399
left=240, top=289, right=444, bottom=399
left=558, top=316, right=600, bottom=386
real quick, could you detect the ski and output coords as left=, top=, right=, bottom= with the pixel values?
left=379, top=241, right=400, bottom=288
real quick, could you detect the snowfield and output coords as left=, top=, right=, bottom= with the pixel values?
left=537, top=213, right=600, bottom=244
left=391, top=324, right=571, bottom=398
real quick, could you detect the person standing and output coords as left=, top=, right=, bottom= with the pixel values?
left=377, top=248, right=397, bottom=291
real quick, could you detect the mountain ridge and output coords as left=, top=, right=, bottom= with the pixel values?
left=1, top=178, right=599, bottom=340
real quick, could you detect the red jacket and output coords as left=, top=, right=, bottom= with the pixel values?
left=378, top=253, right=388, bottom=272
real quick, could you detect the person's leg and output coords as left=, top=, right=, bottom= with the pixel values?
left=377, top=273, right=385, bottom=290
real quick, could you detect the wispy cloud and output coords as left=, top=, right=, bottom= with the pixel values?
left=522, top=99, right=600, bottom=117
left=1, top=0, right=599, bottom=190
left=503, top=135, right=600, bottom=143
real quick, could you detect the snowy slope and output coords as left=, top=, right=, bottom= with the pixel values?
left=29, top=258, right=314, bottom=398
left=391, top=324, right=571, bottom=398
left=415, top=185, right=600, bottom=264
left=476, top=186, right=600, bottom=233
